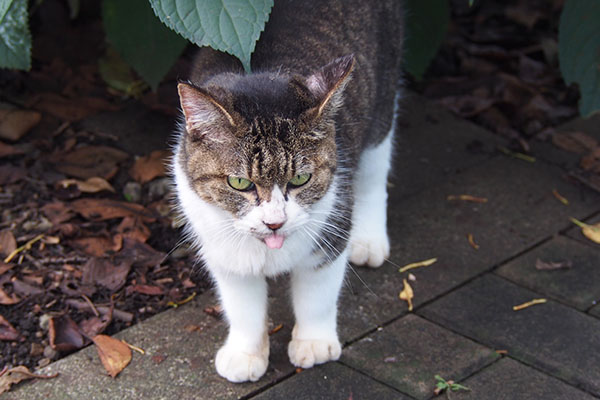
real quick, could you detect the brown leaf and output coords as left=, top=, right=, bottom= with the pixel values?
left=0, top=230, right=17, bottom=258
left=41, top=201, right=75, bottom=225
left=0, top=314, right=20, bottom=341
left=552, top=132, right=598, bottom=155
left=0, top=366, right=58, bottom=394
left=52, top=145, right=129, bottom=180
left=70, top=234, right=123, bottom=257
left=116, top=238, right=165, bottom=268
left=129, top=150, right=171, bottom=184
left=29, top=93, right=119, bottom=122
left=0, top=261, right=14, bottom=275
left=79, top=310, right=113, bottom=338
left=116, top=217, right=151, bottom=243
left=0, top=141, right=24, bottom=158
left=535, top=258, right=573, bottom=271
left=0, top=165, right=27, bottom=185
left=203, top=305, right=223, bottom=319
left=92, top=334, right=132, bottom=378
left=126, top=284, right=164, bottom=296
left=49, top=315, right=86, bottom=352
left=58, top=177, right=115, bottom=193
left=0, top=108, right=42, bottom=141
left=437, top=95, right=495, bottom=118
left=82, top=258, right=132, bottom=292
left=70, top=198, right=155, bottom=222
left=11, top=279, right=44, bottom=297
left=0, top=288, right=20, bottom=305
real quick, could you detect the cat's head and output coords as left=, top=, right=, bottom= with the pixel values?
left=177, top=55, right=354, bottom=249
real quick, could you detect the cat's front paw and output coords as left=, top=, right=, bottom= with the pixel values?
left=348, top=233, right=390, bottom=268
left=215, top=344, right=269, bottom=383
left=288, top=338, right=341, bottom=368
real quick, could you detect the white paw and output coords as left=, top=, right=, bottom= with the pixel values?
left=348, top=233, right=390, bottom=267
left=215, top=344, right=268, bottom=383
left=288, top=338, right=341, bottom=368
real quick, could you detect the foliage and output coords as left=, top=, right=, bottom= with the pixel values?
left=0, top=0, right=599, bottom=117
left=559, top=0, right=600, bottom=117
left=149, top=0, right=273, bottom=73
left=102, top=0, right=188, bottom=91
left=403, top=0, right=450, bottom=80
left=0, top=0, right=31, bottom=70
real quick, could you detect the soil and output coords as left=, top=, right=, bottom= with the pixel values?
left=0, top=0, right=595, bottom=374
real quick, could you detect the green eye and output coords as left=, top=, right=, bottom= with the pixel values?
left=227, top=176, right=254, bottom=191
left=288, top=173, right=311, bottom=187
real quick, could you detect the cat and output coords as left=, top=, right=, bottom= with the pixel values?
left=172, top=0, right=404, bottom=383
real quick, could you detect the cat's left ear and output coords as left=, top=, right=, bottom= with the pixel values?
left=305, top=54, right=355, bottom=118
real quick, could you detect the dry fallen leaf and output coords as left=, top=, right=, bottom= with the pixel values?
left=570, top=218, right=600, bottom=244
left=0, top=230, right=17, bottom=258
left=399, top=257, right=437, bottom=273
left=81, top=258, right=132, bottom=292
left=0, top=108, right=42, bottom=141
left=0, top=314, right=20, bottom=341
left=399, top=279, right=414, bottom=311
left=49, top=314, right=86, bottom=352
left=92, top=334, right=132, bottom=378
left=535, top=258, right=573, bottom=271
left=0, top=288, right=20, bottom=305
left=552, top=131, right=598, bottom=154
left=0, top=141, right=24, bottom=158
left=0, top=366, right=58, bottom=395
left=129, top=150, right=171, bottom=184
left=70, top=234, right=123, bottom=258
left=52, top=145, right=129, bottom=180
left=467, top=233, right=480, bottom=250
left=70, top=198, right=155, bottom=222
left=268, top=324, right=284, bottom=335
left=58, top=177, right=115, bottom=193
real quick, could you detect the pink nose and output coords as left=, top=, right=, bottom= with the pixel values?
left=264, top=222, right=284, bottom=231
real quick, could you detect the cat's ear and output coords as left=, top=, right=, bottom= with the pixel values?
left=177, top=83, right=236, bottom=141
left=305, top=54, right=355, bottom=118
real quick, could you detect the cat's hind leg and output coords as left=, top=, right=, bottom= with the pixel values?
left=288, top=252, right=346, bottom=368
left=348, top=106, right=396, bottom=267
left=211, top=271, right=269, bottom=382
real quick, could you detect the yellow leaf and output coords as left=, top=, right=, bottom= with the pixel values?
left=92, top=334, right=132, bottom=378
left=59, top=177, right=115, bottom=193
left=399, top=279, right=414, bottom=311
left=398, top=257, right=437, bottom=273
left=570, top=218, right=600, bottom=244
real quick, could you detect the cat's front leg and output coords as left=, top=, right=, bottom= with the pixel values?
left=288, top=251, right=346, bottom=368
left=211, top=270, right=269, bottom=382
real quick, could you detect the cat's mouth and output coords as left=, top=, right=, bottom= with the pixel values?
left=263, top=232, right=286, bottom=249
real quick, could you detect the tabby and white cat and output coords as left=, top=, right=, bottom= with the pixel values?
left=172, top=0, right=403, bottom=383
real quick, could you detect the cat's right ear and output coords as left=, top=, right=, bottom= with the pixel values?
left=178, top=83, right=236, bottom=141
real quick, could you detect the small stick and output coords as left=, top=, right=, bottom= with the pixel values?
left=81, top=295, right=100, bottom=317
left=513, top=298, right=547, bottom=311
left=552, top=189, right=569, bottom=205
left=467, top=233, right=479, bottom=250
left=122, top=340, right=145, bottom=354
left=4, top=234, right=45, bottom=263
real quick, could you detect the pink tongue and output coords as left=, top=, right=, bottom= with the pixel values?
left=264, top=233, right=285, bottom=249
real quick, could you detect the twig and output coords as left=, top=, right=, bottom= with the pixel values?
left=81, top=295, right=100, bottom=317
left=399, top=258, right=437, bottom=273
left=513, top=298, right=547, bottom=311
left=4, top=234, right=44, bottom=263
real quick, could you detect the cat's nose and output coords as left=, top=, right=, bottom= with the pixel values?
left=264, top=221, right=284, bottom=231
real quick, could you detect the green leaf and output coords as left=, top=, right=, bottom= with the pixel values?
left=559, top=0, right=600, bottom=117
left=102, top=0, right=188, bottom=90
left=149, top=0, right=274, bottom=73
left=403, top=0, right=450, bottom=80
left=0, top=0, right=31, bottom=70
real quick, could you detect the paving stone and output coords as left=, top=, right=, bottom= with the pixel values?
left=590, top=305, right=600, bottom=318
left=251, top=362, right=409, bottom=400
left=420, top=274, right=600, bottom=396
left=332, top=153, right=600, bottom=342
left=7, top=292, right=294, bottom=400
left=495, top=235, right=600, bottom=310
left=455, top=358, right=598, bottom=400
left=392, top=93, right=502, bottom=200
left=341, top=314, right=498, bottom=400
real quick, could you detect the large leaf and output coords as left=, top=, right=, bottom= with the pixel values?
left=403, top=0, right=450, bottom=80
left=0, top=0, right=31, bottom=70
left=559, top=0, right=600, bottom=117
left=102, top=0, right=188, bottom=90
left=149, top=0, right=273, bottom=72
